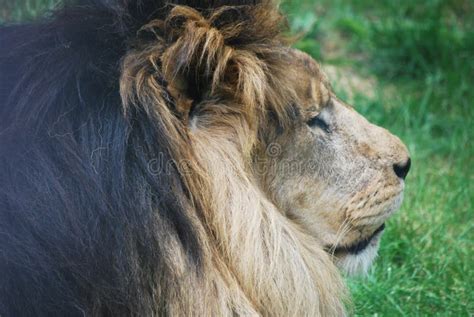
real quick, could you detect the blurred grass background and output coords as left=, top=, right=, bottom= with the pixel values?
left=1, top=0, right=473, bottom=315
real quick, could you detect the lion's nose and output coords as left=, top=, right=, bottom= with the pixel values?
left=393, top=158, right=411, bottom=180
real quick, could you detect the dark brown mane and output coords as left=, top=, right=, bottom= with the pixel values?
left=0, top=1, right=292, bottom=315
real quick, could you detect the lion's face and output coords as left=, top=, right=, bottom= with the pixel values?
left=258, top=50, right=410, bottom=275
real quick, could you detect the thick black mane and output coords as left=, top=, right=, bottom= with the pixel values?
left=0, top=1, right=261, bottom=315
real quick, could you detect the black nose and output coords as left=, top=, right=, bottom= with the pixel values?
left=393, top=158, right=411, bottom=180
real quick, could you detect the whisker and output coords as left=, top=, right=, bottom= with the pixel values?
left=329, top=218, right=351, bottom=256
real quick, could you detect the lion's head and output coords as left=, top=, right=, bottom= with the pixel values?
left=256, top=50, right=411, bottom=275
left=119, top=0, right=411, bottom=314
left=120, top=2, right=410, bottom=314
left=0, top=0, right=410, bottom=316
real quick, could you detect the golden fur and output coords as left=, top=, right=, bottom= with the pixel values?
left=0, top=0, right=410, bottom=315
left=118, top=2, right=352, bottom=315
left=117, top=1, right=410, bottom=315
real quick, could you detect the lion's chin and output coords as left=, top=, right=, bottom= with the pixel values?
left=334, top=231, right=383, bottom=276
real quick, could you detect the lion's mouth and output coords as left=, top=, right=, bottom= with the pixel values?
left=329, top=223, right=385, bottom=255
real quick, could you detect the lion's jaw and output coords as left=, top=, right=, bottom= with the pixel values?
left=334, top=224, right=384, bottom=276
left=333, top=186, right=405, bottom=276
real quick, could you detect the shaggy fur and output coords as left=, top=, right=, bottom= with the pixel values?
left=1, top=0, right=411, bottom=316
left=0, top=1, right=346, bottom=315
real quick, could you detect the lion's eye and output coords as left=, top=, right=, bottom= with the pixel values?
left=307, top=114, right=330, bottom=133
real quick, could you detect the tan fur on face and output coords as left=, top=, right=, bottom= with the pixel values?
left=258, top=51, right=410, bottom=276
left=118, top=1, right=408, bottom=315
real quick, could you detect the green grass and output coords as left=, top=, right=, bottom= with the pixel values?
left=2, top=0, right=473, bottom=315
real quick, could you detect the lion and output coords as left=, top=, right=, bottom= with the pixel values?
left=0, top=0, right=410, bottom=316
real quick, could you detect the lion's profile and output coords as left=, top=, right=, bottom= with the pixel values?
left=0, top=0, right=410, bottom=316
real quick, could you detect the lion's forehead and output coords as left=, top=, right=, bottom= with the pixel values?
left=283, top=49, right=331, bottom=115
left=287, top=49, right=321, bottom=74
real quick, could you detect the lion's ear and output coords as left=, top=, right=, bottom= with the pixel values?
left=166, top=78, right=195, bottom=120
